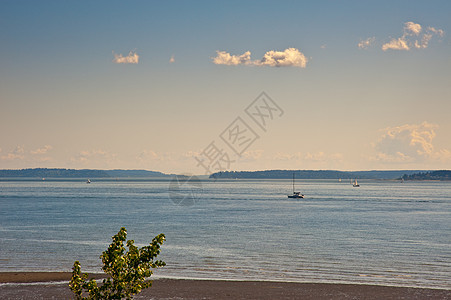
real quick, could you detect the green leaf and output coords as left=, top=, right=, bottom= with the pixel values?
left=69, top=227, right=165, bottom=299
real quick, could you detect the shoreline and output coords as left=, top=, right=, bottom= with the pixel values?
left=1, top=272, right=450, bottom=299
left=0, top=272, right=107, bottom=284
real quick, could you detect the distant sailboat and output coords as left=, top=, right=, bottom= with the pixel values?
left=352, top=179, right=359, bottom=187
left=288, top=173, right=304, bottom=198
left=86, top=179, right=91, bottom=184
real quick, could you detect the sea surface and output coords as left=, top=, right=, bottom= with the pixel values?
left=0, top=178, right=450, bottom=289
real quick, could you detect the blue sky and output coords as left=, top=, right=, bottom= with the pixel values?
left=1, top=1, right=451, bottom=173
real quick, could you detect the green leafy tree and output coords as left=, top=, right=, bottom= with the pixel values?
left=70, top=227, right=165, bottom=299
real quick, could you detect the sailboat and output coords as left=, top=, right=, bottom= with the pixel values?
left=352, top=178, right=359, bottom=187
left=288, top=173, right=304, bottom=198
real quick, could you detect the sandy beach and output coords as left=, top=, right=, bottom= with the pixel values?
left=1, top=272, right=450, bottom=299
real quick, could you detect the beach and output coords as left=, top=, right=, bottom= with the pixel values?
left=1, top=272, right=450, bottom=299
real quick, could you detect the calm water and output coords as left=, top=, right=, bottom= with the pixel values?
left=0, top=179, right=450, bottom=289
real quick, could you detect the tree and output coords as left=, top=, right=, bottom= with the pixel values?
left=69, top=227, right=165, bottom=299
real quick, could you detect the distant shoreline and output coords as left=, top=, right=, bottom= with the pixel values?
left=0, top=168, right=171, bottom=179
left=210, top=170, right=451, bottom=180
left=2, top=168, right=448, bottom=180
left=0, top=177, right=449, bottom=182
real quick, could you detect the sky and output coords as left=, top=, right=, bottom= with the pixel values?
left=1, top=0, right=451, bottom=174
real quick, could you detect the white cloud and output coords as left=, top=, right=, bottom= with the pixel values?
left=0, top=145, right=55, bottom=163
left=358, top=37, right=375, bottom=50
left=258, top=48, right=308, bottom=67
left=432, top=149, right=451, bottom=162
left=169, top=55, right=175, bottom=63
left=414, top=33, right=431, bottom=49
left=273, top=151, right=343, bottom=163
left=304, top=152, right=327, bottom=162
left=382, top=37, right=410, bottom=51
left=372, top=122, right=451, bottom=163
left=371, top=152, right=412, bottom=163
left=273, top=152, right=302, bottom=161
left=182, top=150, right=200, bottom=159
left=137, top=150, right=181, bottom=164
left=239, top=150, right=264, bottom=162
left=212, top=50, right=251, bottom=65
left=1, top=146, right=25, bottom=161
left=71, top=149, right=118, bottom=168
left=404, top=21, right=422, bottom=35
left=212, top=48, right=308, bottom=68
left=382, top=21, right=444, bottom=51
left=137, top=150, right=160, bottom=161
left=113, top=51, right=139, bottom=64
left=268, top=151, right=345, bottom=170
left=427, top=26, right=444, bottom=37
left=1, top=153, right=24, bottom=161
left=30, top=145, right=53, bottom=155
left=134, top=150, right=188, bottom=172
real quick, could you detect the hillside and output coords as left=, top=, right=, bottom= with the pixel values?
left=0, top=168, right=169, bottom=178
left=402, top=170, right=451, bottom=181
left=210, top=170, right=428, bottom=180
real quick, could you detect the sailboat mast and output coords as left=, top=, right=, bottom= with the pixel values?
left=293, top=173, right=295, bottom=193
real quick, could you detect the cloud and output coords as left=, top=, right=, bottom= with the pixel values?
left=1, top=145, right=55, bottom=163
left=181, top=150, right=200, bottom=159
left=404, top=21, right=422, bottom=35
left=212, top=50, right=251, bottom=65
left=433, top=149, right=451, bottom=162
left=137, top=150, right=160, bottom=161
left=372, top=122, right=451, bottom=163
left=135, top=150, right=187, bottom=172
left=212, top=48, right=308, bottom=68
left=30, top=145, right=53, bottom=155
left=29, top=145, right=53, bottom=162
left=169, top=55, right=175, bottom=63
left=427, top=26, right=444, bottom=37
left=238, top=150, right=264, bottom=162
left=273, top=152, right=302, bottom=161
left=382, top=37, right=410, bottom=51
left=1, top=146, right=25, bottom=161
left=137, top=150, right=181, bottom=163
left=258, top=48, right=308, bottom=67
left=273, top=151, right=343, bottom=163
left=14, top=145, right=24, bottom=154
left=71, top=149, right=118, bottom=167
left=358, top=37, right=375, bottom=50
left=382, top=21, right=444, bottom=51
left=113, top=51, right=139, bottom=64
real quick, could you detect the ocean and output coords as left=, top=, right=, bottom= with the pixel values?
left=0, top=178, right=450, bottom=289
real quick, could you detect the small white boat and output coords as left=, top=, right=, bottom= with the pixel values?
left=86, top=179, right=91, bottom=184
left=352, top=179, right=359, bottom=187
